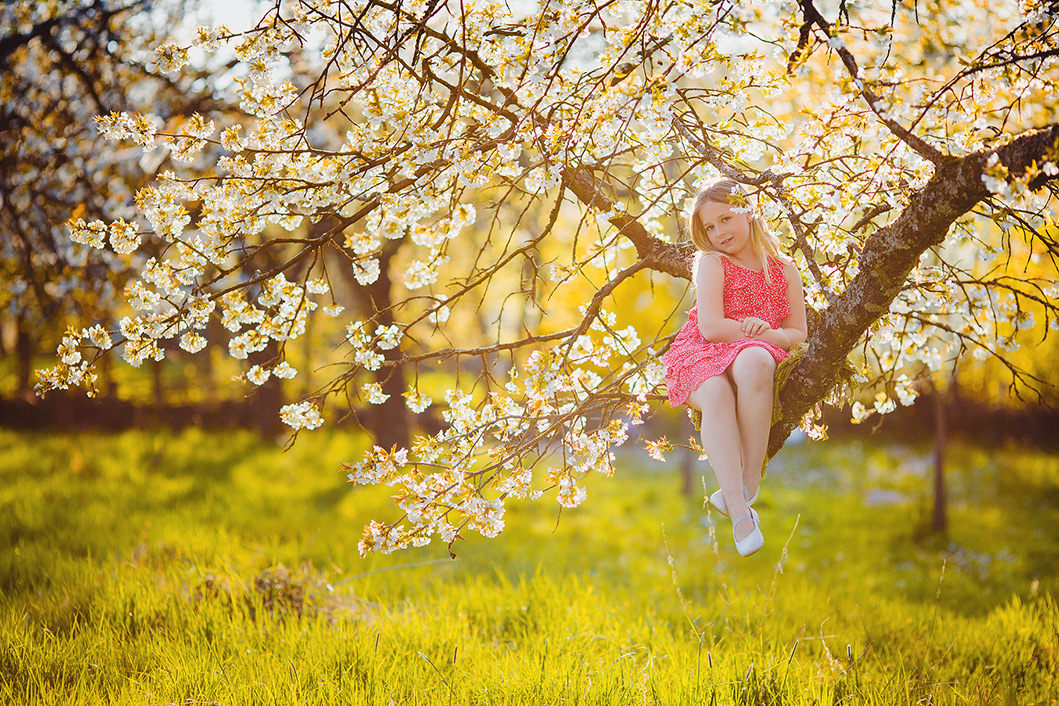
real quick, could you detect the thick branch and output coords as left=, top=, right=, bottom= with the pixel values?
left=563, top=166, right=694, bottom=278
left=766, top=123, right=1059, bottom=458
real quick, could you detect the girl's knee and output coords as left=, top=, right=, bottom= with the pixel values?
left=689, top=375, right=732, bottom=408
left=732, top=347, right=776, bottom=389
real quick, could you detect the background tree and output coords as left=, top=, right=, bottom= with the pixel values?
left=0, top=0, right=231, bottom=399
left=38, top=0, right=1059, bottom=556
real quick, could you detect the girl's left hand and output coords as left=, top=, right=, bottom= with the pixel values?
left=741, top=316, right=770, bottom=337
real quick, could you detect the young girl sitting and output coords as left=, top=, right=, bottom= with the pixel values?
left=662, top=178, right=808, bottom=557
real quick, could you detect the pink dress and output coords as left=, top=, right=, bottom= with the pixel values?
left=663, top=255, right=791, bottom=407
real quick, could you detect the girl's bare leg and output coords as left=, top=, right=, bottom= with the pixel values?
left=687, top=375, right=755, bottom=542
left=729, top=347, right=778, bottom=500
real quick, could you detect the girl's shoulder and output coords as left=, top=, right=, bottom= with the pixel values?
left=692, top=250, right=725, bottom=284
left=693, top=250, right=726, bottom=267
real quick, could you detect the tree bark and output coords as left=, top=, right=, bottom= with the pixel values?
left=248, top=340, right=284, bottom=436
left=152, top=357, right=164, bottom=407
left=681, top=448, right=694, bottom=497
left=98, top=348, right=116, bottom=398
left=201, top=320, right=220, bottom=403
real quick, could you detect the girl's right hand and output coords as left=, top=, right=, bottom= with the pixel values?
left=741, top=316, right=770, bottom=337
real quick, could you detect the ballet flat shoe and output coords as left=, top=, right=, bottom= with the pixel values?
left=732, top=514, right=764, bottom=557
left=709, top=485, right=759, bottom=517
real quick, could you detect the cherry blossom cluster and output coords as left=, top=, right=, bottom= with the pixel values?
left=346, top=327, right=651, bottom=555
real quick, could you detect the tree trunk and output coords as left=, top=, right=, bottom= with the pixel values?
left=16, top=314, right=33, bottom=401
left=152, top=356, right=164, bottom=406
left=763, top=126, right=1059, bottom=460
left=98, top=346, right=116, bottom=398
left=931, top=378, right=948, bottom=536
left=681, top=448, right=694, bottom=497
left=248, top=340, right=284, bottom=437
left=240, top=247, right=285, bottom=437
left=301, top=297, right=314, bottom=397
left=201, top=320, right=219, bottom=403
left=362, top=240, right=410, bottom=450
left=568, top=125, right=1059, bottom=460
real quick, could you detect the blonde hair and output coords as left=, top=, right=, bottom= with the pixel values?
left=687, top=178, right=786, bottom=283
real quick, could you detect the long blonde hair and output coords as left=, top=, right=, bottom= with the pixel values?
left=687, top=178, right=786, bottom=283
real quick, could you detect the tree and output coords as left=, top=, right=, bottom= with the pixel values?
left=37, top=0, right=1059, bottom=556
left=0, top=0, right=227, bottom=398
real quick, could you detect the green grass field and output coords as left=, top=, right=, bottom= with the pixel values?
left=1, top=428, right=1056, bottom=705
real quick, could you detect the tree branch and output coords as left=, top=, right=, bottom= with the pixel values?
left=766, top=122, right=1059, bottom=458
left=563, top=165, right=694, bottom=278
left=796, top=0, right=950, bottom=166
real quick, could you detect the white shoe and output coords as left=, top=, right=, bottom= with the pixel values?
left=709, top=485, right=759, bottom=517
left=733, top=514, right=764, bottom=556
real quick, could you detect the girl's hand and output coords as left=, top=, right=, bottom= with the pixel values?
left=741, top=316, right=770, bottom=337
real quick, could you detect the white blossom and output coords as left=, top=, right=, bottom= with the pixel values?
left=375, top=324, right=402, bottom=350
left=405, top=389, right=432, bottom=413
left=247, top=364, right=270, bottom=385
left=353, top=259, right=380, bottom=285
left=154, top=43, right=189, bottom=73
left=179, top=332, right=207, bottom=353
left=555, top=475, right=587, bottom=508
left=85, top=325, right=113, bottom=350
left=273, top=361, right=297, bottom=379
left=364, top=382, right=390, bottom=404
left=280, top=401, right=324, bottom=430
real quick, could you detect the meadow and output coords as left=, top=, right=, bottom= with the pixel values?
left=0, top=427, right=1056, bottom=705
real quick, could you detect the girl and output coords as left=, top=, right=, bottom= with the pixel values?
left=662, top=178, right=808, bottom=557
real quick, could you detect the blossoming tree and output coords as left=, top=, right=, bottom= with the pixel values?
left=38, top=0, right=1059, bottom=555
left=1, top=0, right=233, bottom=398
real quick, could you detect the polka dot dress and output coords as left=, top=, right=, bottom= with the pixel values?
left=663, top=255, right=791, bottom=408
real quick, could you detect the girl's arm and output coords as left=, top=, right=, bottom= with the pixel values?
left=694, top=254, right=754, bottom=343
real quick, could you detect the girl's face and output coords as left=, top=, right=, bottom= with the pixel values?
left=697, top=199, right=753, bottom=258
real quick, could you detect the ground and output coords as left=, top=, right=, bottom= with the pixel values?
left=1, top=429, right=1056, bottom=704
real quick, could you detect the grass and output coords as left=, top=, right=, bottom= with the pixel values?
left=0, top=428, right=1057, bottom=705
